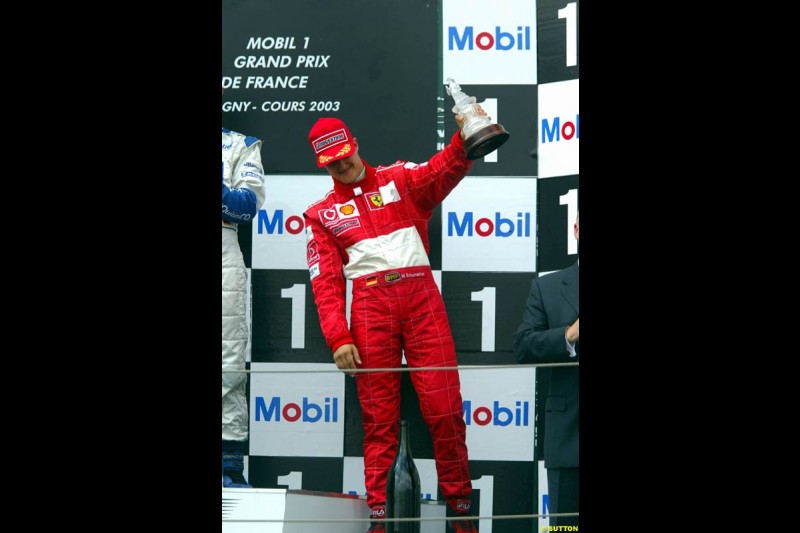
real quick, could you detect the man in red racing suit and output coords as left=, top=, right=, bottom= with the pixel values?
left=303, top=115, right=487, bottom=533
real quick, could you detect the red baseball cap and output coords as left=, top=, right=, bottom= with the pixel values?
left=308, top=117, right=355, bottom=168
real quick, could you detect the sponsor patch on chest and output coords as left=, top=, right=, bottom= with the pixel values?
left=331, top=219, right=361, bottom=236
left=318, top=200, right=360, bottom=226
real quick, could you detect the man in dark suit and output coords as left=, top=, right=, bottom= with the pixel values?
left=513, top=213, right=579, bottom=527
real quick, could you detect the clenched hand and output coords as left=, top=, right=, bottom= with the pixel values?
left=333, top=343, right=362, bottom=377
left=566, top=318, right=579, bottom=344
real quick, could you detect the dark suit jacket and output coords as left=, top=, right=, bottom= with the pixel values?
left=513, top=262, right=578, bottom=468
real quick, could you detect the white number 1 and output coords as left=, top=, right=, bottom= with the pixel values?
left=471, top=287, right=496, bottom=352
left=559, top=188, right=578, bottom=255
left=558, top=2, right=578, bottom=67
left=281, top=284, right=306, bottom=349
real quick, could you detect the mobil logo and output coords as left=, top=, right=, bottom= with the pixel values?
left=463, top=400, right=530, bottom=426
left=257, top=208, right=305, bottom=235
left=541, top=114, right=580, bottom=144
left=448, top=26, right=531, bottom=51
left=254, top=396, right=339, bottom=423
left=447, top=211, right=531, bottom=237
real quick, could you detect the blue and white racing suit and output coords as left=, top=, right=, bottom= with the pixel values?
left=222, top=127, right=266, bottom=442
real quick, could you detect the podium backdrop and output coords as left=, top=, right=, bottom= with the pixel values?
left=223, top=1, right=579, bottom=531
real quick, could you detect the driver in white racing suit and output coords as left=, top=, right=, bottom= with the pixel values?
left=222, top=126, right=266, bottom=488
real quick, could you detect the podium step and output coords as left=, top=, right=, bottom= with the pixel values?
left=222, top=488, right=447, bottom=532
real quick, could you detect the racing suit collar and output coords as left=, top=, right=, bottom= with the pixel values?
left=333, top=160, right=376, bottom=198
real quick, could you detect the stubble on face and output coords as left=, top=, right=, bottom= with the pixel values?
left=326, top=154, right=363, bottom=184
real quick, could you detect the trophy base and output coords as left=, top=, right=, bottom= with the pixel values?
left=464, top=124, right=510, bottom=160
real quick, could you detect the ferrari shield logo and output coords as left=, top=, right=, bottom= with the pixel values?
left=369, top=193, right=383, bottom=208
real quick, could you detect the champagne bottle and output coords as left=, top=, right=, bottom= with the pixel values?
left=385, top=420, right=421, bottom=533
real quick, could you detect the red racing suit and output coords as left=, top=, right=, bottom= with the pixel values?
left=303, top=131, right=473, bottom=512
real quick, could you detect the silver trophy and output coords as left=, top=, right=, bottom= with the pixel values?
left=445, top=77, right=510, bottom=160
